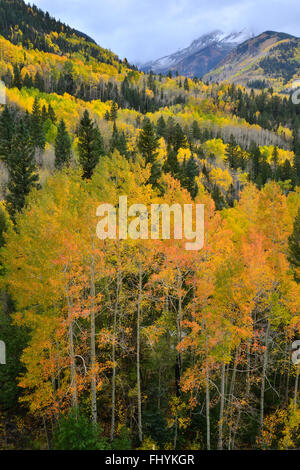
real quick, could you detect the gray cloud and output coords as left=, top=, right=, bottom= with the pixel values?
left=32, top=0, right=300, bottom=63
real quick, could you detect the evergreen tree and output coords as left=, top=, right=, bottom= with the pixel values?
left=78, top=110, right=105, bottom=179
left=47, top=104, right=56, bottom=124
left=225, top=135, right=240, bottom=169
left=184, top=78, right=189, bottom=92
left=293, top=139, right=300, bottom=184
left=34, top=71, right=45, bottom=92
left=109, top=101, right=118, bottom=122
left=211, top=185, right=227, bottom=211
left=6, top=119, right=39, bottom=218
left=23, top=72, right=33, bottom=88
left=249, top=141, right=261, bottom=182
left=109, top=123, right=128, bottom=158
left=272, top=146, right=279, bottom=180
left=12, top=64, right=22, bottom=89
left=137, top=118, right=161, bottom=186
left=156, top=116, right=167, bottom=139
left=30, top=97, right=45, bottom=151
left=55, top=119, right=72, bottom=170
left=183, top=156, right=199, bottom=199
left=192, top=120, right=201, bottom=141
left=173, top=123, right=188, bottom=153
left=110, top=122, right=119, bottom=153
left=288, top=207, right=300, bottom=282
left=163, top=148, right=180, bottom=179
left=0, top=106, right=14, bottom=164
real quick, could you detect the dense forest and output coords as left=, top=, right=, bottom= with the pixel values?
left=0, top=0, right=300, bottom=451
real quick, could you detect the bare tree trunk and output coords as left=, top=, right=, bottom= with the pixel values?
left=157, top=365, right=161, bottom=410
left=232, top=407, right=241, bottom=450
left=228, top=347, right=239, bottom=449
left=177, top=269, right=182, bottom=377
left=260, top=321, right=270, bottom=428
left=137, top=264, right=143, bottom=444
left=66, top=288, right=78, bottom=409
left=43, top=416, right=50, bottom=450
left=90, top=249, right=97, bottom=424
left=217, top=362, right=226, bottom=450
left=246, top=339, right=251, bottom=398
left=173, top=412, right=178, bottom=450
left=111, top=271, right=121, bottom=442
left=294, top=370, right=299, bottom=405
left=205, top=340, right=211, bottom=450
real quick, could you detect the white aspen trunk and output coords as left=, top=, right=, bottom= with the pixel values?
left=137, top=264, right=143, bottom=444
left=90, top=249, right=97, bottom=424
left=228, top=347, right=239, bottom=449
left=260, top=321, right=270, bottom=428
left=111, top=271, right=121, bottom=442
left=205, top=339, right=211, bottom=450
left=246, top=340, right=251, bottom=397
left=294, top=370, right=299, bottom=405
left=217, top=362, right=226, bottom=450
left=66, top=290, right=78, bottom=409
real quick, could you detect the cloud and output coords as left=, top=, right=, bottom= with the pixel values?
left=32, top=0, right=300, bottom=63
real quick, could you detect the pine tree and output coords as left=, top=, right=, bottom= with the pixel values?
left=34, top=72, right=45, bottom=92
left=78, top=110, right=105, bottom=179
left=163, top=148, right=180, bottom=179
left=249, top=141, right=261, bottom=182
left=55, top=119, right=72, bottom=170
left=47, top=104, right=56, bottom=124
left=6, top=119, right=39, bottom=218
left=288, top=207, right=300, bottom=282
left=272, top=146, right=279, bottom=179
left=156, top=116, right=166, bottom=139
left=109, top=101, right=118, bottom=122
left=30, top=97, right=45, bottom=151
left=183, top=156, right=199, bottom=199
left=173, top=123, right=188, bottom=152
left=192, top=120, right=201, bottom=141
left=12, top=64, right=22, bottom=89
left=110, top=123, right=128, bottom=158
left=293, top=139, right=300, bottom=184
left=137, top=118, right=161, bottom=186
left=23, top=73, right=33, bottom=88
left=0, top=106, right=14, bottom=164
left=225, top=135, right=240, bottom=169
left=110, top=122, right=119, bottom=153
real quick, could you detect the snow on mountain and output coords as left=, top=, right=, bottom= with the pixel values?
left=141, top=29, right=253, bottom=76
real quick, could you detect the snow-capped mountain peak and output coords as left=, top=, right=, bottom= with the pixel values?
left=141, top=29, right=253, bottom=77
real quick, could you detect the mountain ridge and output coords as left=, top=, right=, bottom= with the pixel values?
left=141, top=29, right=253, bottom=77
left=203, top=30, right=300, bottom=91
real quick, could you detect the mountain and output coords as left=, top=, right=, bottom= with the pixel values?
left=203, top=30, right=300, bottom=91
left=0, top=0, right=123, bottom=67
left=141, top=30, right=253, bottom=77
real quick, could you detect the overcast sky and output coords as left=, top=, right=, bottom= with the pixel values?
left=31, top=0, right=300, bottom=63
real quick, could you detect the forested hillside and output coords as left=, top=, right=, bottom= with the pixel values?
left=204, top=31, right=300, bottom=93
left=0, top=0, right=300, bottom=451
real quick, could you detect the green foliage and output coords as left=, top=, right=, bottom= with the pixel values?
left=78, top=110, right=105, bottom=179
left=55, top=119, right=72, bottom=170
left=111, top=426, right=132, bottom=450
left=137, top=118, right=161, bottom=186
left=288, top=207, right=300, bottom=281
left=52, top=410, right=110, bottom=450
left=6, top=119, right=39, bottom=218
left=0, top=106, right=14, bottom=164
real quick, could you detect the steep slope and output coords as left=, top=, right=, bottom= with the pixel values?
left=0, top=0, right=123, bottom=67
left=203, top=31, right=300, bottom=91
left=141, top=30, right=252, bottom=77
